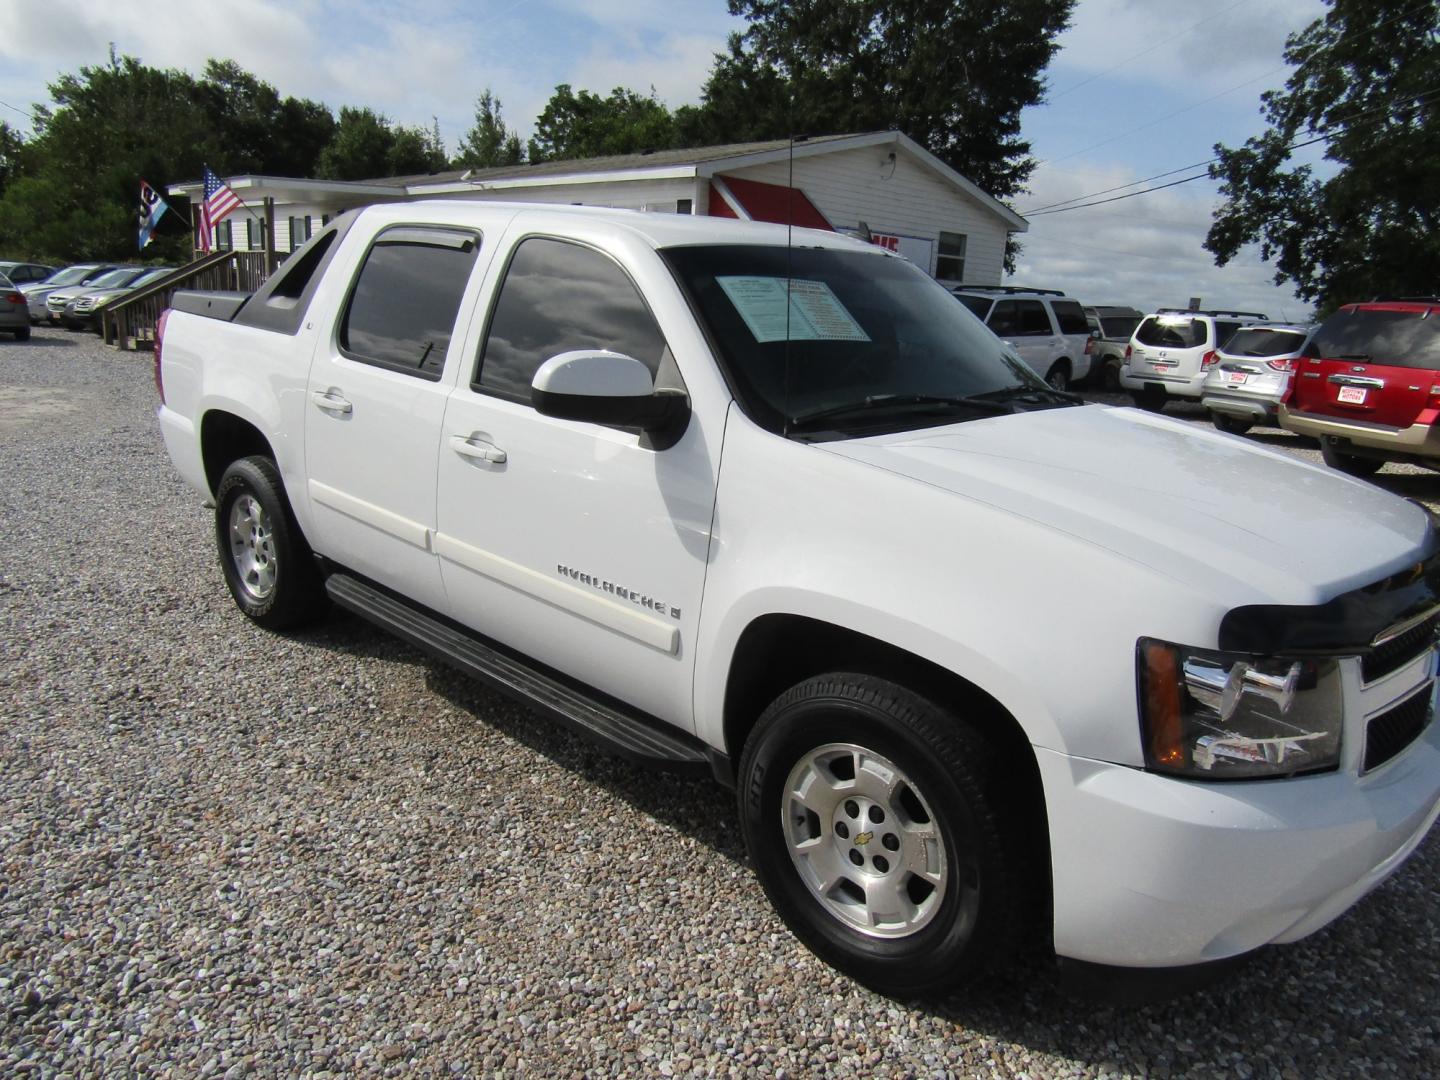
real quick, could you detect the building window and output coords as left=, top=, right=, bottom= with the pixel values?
left=338, top=226, right=481, bottom=380
left=246, top=218, right=267, bottom=251
left=289, top=216, right=312, bottom=252
left=936, top=231, right=966, bottom=282
left=215, top=220, right=233, bottom=251
left=676, top=198, right=693, bottom=215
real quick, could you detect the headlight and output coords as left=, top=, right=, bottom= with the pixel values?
left=1137, top=638, right=1342, bottom=779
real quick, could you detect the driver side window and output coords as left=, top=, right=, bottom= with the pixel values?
left=476, top=237, right=669, bottom=404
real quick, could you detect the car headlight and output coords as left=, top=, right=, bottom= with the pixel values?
left=1137, top=638, right=1342, bottom=779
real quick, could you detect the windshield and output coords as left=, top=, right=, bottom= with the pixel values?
left=1223, top=328, right=1306, bottom=357
left=663, top=245, right=1064, bottom=438
left=41, top=266, right=96, bottom=287
left=1309, top=308, right=1440, bottom=369
left=88, top=268, right=142, bottom=288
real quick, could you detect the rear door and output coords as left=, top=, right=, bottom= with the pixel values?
left=988, top=299, right=1057, bottom=378
left=1290, top=305, right=1440, bottom=428
left=1130, top=314, right=1206, bottom=383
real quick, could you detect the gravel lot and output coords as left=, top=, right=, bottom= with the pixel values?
left=3, top=327, right=1439, bottom=1078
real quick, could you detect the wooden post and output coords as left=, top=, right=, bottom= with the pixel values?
left=265, top=198, right=278, bottom=275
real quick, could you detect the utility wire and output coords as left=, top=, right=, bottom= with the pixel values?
left=1022, top=83, right=1440, bottom=216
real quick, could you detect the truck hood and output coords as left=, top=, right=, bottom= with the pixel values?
left=820, top=404, right=1432, bottom=605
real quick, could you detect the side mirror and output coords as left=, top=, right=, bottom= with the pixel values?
left=531, top=350, right=689, bottom=440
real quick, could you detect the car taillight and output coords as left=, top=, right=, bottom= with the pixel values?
left=1267, top=358, right=1296, bottom=372
left=4, top=291, right=23, bottom=304
left=1124, top=344, right=1132, bottom=359
left=1084, top=337, right=1095, bottom=355
left=1201, top=350, right=1218, bottom=369
left=154, top=308, right=170, bottom=404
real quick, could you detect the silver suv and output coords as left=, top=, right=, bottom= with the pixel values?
left=1200, top=323, right=1311, bottom=435
left=951, top=286, right=1093, bottom=389
left=1120, top=308, right=1268, bottom=411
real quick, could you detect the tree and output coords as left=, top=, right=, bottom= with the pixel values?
left=0, top=122, right=25, bottom=199
left=199, top=60, right=335, bottom=178
left=1206, top=0, right=1440, bottom=312
left=695, top=0, right=1075, bottom=202
left=456, top=90, right=524, bottom=169
left=317, top=106, right=445, bottom=180
left=528, top=85, right=677, bottom=162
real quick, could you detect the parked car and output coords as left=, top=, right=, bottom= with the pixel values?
left=950, top=286, right=1092, bottom=389
left=23, top=263, right=124, bottom=322
left=1081, top=305, right=1144, bottom=389
left=1119, top=308, right=1269, bottom=410
left=61, top=266, right=174, bottom=330
left=0, top=273, right=30, bottom=340
left=154, top=203, right=1440, bottom=997
left=44, top=266, right=153, bottom=325
left=0, top=260, right=56, bottom=286
left=1279, top=299, right=1440, bottom=476
left=1200, top=323, right=1312, bottom=434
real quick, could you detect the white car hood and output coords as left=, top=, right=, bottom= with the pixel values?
left=820, top=404, right=1432, bottom=605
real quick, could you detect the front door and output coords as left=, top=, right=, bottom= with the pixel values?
left=304, top=224, right=486, bottom=612
left=435, top=234, right=718, bottom=727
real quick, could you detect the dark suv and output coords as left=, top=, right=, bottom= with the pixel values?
left=1280, top=299, right=1440, bottom=476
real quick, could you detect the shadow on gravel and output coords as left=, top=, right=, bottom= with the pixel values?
left=279, top=607, right=1440, bottom=1072
left=3, top=334, right=80, bottom=349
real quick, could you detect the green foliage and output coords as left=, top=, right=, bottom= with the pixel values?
left=695, top=0, right=1076, bottom=201
left=455, top=90, right=524, bottom=169
left=528, top=85, right=677, bottom=162
left=316, top=106, right=446, bottom=180
left=1206, top=0, right=1440, bottom=312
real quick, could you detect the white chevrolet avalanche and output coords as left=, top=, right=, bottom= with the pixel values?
left=155, top=202, right=1440, bottom=997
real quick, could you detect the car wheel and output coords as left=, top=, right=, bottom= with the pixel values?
left=1320, top=438, right=1383, bottom=478
left=1131, top=387, right=1166, bottom=413
left=1210, top=413, right=1253, bottom=436
left=1044, top=363, right=1070, bottom=391
left=214, top=455, right=326, bottom=630
left=738, top=674, right=1027, bottom=997
left=1102, top=359, right=1121, bottom=391
left=13, top=326, right=30, bottom=341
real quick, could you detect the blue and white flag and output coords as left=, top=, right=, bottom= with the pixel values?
left=138, top=179, right=169, bottom=249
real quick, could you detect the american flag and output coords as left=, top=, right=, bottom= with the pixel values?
left=199, top=166, right=244, bottom=252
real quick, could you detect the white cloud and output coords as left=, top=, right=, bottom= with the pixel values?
left=570, top=32, right=726, bottom=107
left=1010, top=163, right=1312, bottom=321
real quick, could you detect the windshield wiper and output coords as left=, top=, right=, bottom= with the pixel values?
left=788, top=393, right=1013, bottom=429
left=961, top=383, right=1082, bottom=407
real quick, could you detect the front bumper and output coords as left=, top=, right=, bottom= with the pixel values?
left=1040, top=651, right=1440, bottom=968
left=1280, top=404, right=1440, bottom=461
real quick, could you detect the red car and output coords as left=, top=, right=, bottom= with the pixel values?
left=1279, top=299, right=1440, bottom=476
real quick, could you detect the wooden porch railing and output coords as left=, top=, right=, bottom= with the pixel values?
left=102, top=249, right=276, bottom=350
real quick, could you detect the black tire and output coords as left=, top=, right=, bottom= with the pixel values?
left=214, top=455, right=326, bottom=629
left=1131, top=386, right=1166, bottom=413
left=1210, top=412, right=1253, bottom=436
left=1044, top=363, right=1070, bottom=391
left=1320, top=438, right=1383, bottom=478
left=738, top=674, right=1029, bottom=997
left=13, top=326, right=30, bottom=341
left=1101, top=358, right=1121, bottom=391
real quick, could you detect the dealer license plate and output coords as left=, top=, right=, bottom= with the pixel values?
left=1226, top=371, right=1248, bottom=385
left=1338, top=386, right=1367, bottom=404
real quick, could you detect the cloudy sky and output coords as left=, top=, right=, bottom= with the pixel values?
left=0, top=0, right=1329, bottom=318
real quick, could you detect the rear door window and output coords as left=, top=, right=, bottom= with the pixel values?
left=1309, top=308, right=1440, bottom=370
left=1051, top=300, right=1089, bottom=335
left=1016, top=300, right=1051, bottom=336
left=339, top=226, right=481, bottom=380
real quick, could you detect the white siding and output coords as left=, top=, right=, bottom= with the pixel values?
left=727, top=147, right=1013, bottom=284
left=455, top=177, right=698, bottom=214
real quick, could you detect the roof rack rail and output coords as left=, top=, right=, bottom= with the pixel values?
left=1156, top=307, right=1268, bottom=319
left=952, top=284, right=1067, bottom=296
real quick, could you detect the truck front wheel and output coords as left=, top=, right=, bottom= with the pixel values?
left=738, top=674, right=1026, bottom=997
left=214, top=456, right=325, bottom=630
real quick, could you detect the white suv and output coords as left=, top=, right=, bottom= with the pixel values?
left=1120, top=308, right=1268, bottom=411
left=951, top=287, right=1092, bottom=389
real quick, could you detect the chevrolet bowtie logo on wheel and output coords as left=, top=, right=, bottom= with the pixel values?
left=854, top=831, right=874, bottom=846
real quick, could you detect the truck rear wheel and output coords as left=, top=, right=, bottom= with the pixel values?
left=1320, top=438, right=1383, bottom=478
left=214, top=456, right=326, bottom=629
left=738, top=674, right=1026, bottom=997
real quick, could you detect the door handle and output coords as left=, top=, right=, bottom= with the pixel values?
left=311, top=389, right=353, bottom=414
left=450, top=435, right=507, bottom=464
